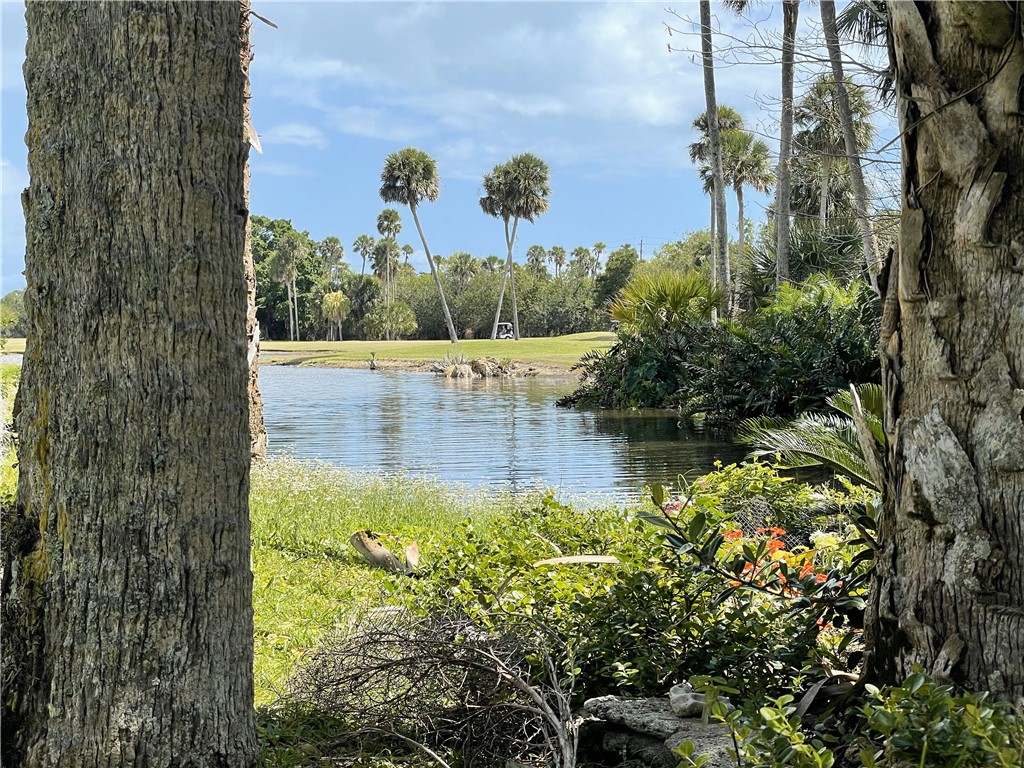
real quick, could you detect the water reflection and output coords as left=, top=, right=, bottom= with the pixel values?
left=259, top=365, right=748, bottom=503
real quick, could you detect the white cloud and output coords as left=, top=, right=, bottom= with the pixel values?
left=325, top=106, right=425, bottom=144
left=260, top=122, right=328, bottom=149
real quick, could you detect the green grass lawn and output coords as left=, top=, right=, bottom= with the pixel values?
left=261, top=331, right=614, bottom=368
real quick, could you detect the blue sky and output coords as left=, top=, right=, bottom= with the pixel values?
left=1, top=1, right=893, bottom=294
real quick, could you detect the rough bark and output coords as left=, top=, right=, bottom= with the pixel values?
left=819, top=0, right=881, bottom=288
left=865, top=0, right=1024, bottom=704
left=698, top=0, right=731, bottom=316
left=508, top=217, right=522, bottom=340
left=775, top=0, right=799, bottom=287
left=1, top=2, right=259, bottom=765
left=241, top=0, right=267, bottom=459
left=410, top=203, right=458, bottom=344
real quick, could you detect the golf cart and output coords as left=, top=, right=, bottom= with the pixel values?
left=496, top=322, right=514, bottom=339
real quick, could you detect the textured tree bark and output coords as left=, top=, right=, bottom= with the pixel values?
left=410, top=203, right=458, bottom=344
left=865, top=1, right=1024, bottom=704
left=775, top=0, right=799, bottom=287
left=698, top=0, right=731, bottom=316
left=241, top=0, right=267, bottom=459
left=1, top=2, right=259, bottom=765
left=819, top=0, right=880, bottom=288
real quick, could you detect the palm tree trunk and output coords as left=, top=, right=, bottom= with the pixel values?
left=491, top=218, right=512, bottom=340
left=285, top=282, right=294, bottom=341
left=410, top=203, right=458, bottom=343
left=819, top=156, right=830, bottom=231
left=4, top=3, right=258, bottom=762
left=775, top=0, right=799, bottom=287
left=337, top=320, right=343, bottom=341
left=709, top=189, right=718, bottom=322
left=819, top=0, right=880, bottom=289
left=699, top=0, right=731, bottom=317
left=291, top=276, right=300, bottom=342
left=508, top=216, right=521, bottom=340
left=735, top=184, right=745, bottom=309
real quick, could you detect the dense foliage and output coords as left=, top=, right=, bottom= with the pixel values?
left=561, top=276, right=880, bottom=425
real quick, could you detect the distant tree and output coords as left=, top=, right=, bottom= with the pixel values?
left=322, top=291, right=351, bottom=341
left=446, top=251, right=480, bottom=294
left=592, top=241, right=607, bottom=271
left=482, top=255, right=505, bottom=273
left=651, top=232, right=712, bottom=273
left=270, top=229, right=308, bottom=341
left=526, top=244, right=549, bottom=278
left=722, top=130, right=774, bottom=268
left=794, top=74, right=874, bottom=231
left=570, top=246, right=597, bottom=277
left=548, top=245, right=567, bottom=278
left=353, top=234, right=376, bottom=277
left=401, top=243, right=414, bottom=265
left=371, top=237, right=401, bottom=312
left=0, top=290, right=26, bottom=338
left=363, top=300, right=418, bottom=341
left=380, top=147, right=458, bottom=343
left=479, top=152, right=551, bottom=340
left=319, top=236, right=345, bottom=283
left=593, top=244, right=639, bottom=310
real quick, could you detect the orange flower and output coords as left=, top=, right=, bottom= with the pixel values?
left=766, top=539, right=785, bottom=552
left=815, top=573, right=828, bottom=583
left=799, top=562, right=815, bottom=579
left=723, top=529, right=742, bottom=541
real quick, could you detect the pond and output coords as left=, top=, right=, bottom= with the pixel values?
left=260, top=364, right=747, bottom=504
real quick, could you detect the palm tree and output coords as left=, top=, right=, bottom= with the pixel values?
left=482, top=255, right=505, bottom=273
left=777, top=0, right=800, bottom=286
left=690, top=105, right=745, bottom=288
left=548, top=245, right=567, bottom=278
left=380, top=147, right=458, bottom=343
left=722, top=130, right=774, bottom=266
left=269, top=229, right=306, bottom=341
left=592, top=242, right=607, bottom=272
left=321, top=290, right=351, bottom=341
left=401, top=243, right=414, bottom=265
left=821, top=0, right=881, bottom=284
left=738, top=383, right=884, bottom=489
left=375, top=208, right=402, bottom=310
left=319, top=236, right=345, bottom=285
left=609, top=270, right=723, bottom=335
left=446, top=251, right=479, bottom=293
left=570, top=246, right=596, bottom=277
left=794, top=74, right=874, bottom=231
left=480, top=152, right=551, bottom=340
left=525, top=245, right=548, bottom=278
left=696, top=2, right=732, bottom=317
left=353, top=234, right=376, bottom=277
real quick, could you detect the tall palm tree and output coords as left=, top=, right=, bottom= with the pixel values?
left=482, top=255, right=505, bottom=273
left=446, top=251, right=479, bottom=293
left=548, top=245, right=566, bottom=278
left=270, top=229, right=306, bottom=341
left=375, top=208, right=402, bottom=310
left=690, top=105, right=745, bottom=287
left=380, top=147, right=459, bottom=343
left=480, top=152, right=551, bottom=340
left=722, top=130, right=774, bottom=267
left=794, top=74, right=874, bottom=231
left=821, top=0, right=881, bottom=285
left=401, top=243, right=414, bottom=265
left=592, top=242, right=607, bottom=272
left=352, top=233, right=375, bottom=277
left=319, top=236, right=345, bottom=285
left=570, top=246, right=597, bottom=277
left=776, top=0, right=800, bottom=286
left=697, top=0, right=731, bottom=317
left=525, top=244, right=548, bottom=278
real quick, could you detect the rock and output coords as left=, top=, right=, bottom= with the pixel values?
left=665, top=721, right=736, bottom=768
left=443, top=363, right=473, bottom=379
left=602, top=730, right=678, bottom=768
left=669, top=681, right=706, bottom=718
left=583, top=696, right=681, bottom=740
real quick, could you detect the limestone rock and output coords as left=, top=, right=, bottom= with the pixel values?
left=665, top=721, right=736, bottom=768
left=583, top=696, right=680, bottom=740
left=669, top=681, right=705, bottom=718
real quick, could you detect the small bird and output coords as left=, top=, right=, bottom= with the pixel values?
left=369, top=352, right=377, bottom=371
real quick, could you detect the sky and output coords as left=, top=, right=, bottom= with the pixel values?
left=1, top=1, right=893, bottom=294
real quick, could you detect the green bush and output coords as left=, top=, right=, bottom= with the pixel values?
left=561, top=276, right=880, bottom=424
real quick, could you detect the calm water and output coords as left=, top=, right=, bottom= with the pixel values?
left=260, top=364, right=747, bottom=503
